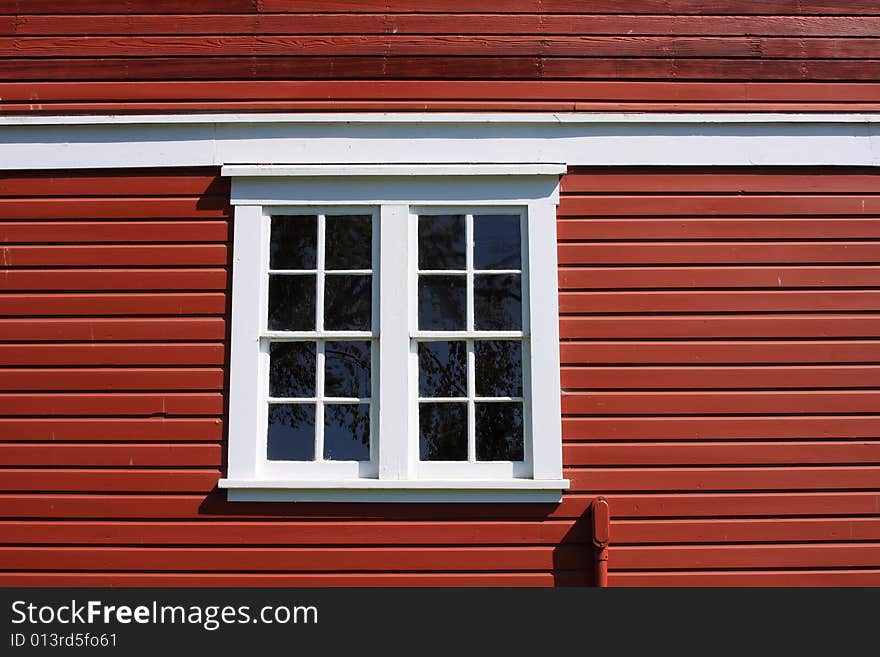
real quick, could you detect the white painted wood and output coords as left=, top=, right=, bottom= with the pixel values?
left=525, top=199, right=563, bottom=482
left=224, top=488, right=566, bottom=503
left=222, top=163, right=567, bottom=177
left=219, top=477, right=568, bottom=490
left=3, top=114, right=880, bottom=170
left=226, top=205, right=266, bottom=482
left=378, top=203, right=413, bottom=481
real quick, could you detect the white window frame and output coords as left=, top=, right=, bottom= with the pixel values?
left=219, top=164, right=569, bottom=502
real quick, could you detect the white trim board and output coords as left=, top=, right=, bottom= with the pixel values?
left=1, top=113, right=879, bottom=169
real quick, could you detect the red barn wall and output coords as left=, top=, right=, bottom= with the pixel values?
left=560, top=167, right=880, bottom=586
left=1, top=1, right=880, bottom=113
left=2, top=166, right=879, bottom=586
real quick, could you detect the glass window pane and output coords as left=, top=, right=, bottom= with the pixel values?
left=475, top=341, right=522, bottom=397
left=325, top=215, right=372, bottom=270
left=268, top=274, right=315, bottom=331
left=269, top=342, right=316, bottom=398
left=325, top=341, right=371, bottom=398
left=325, top=274, right=371, bottom=331
left=324, top=403, right=370, bottom=461
left=418, top=341, right=467, bottom=398
left=270, top=215, right=317, bottom=270
left=474, top=214, right=521, bottom=270
left=418, top=215, right=465, bottom=270
left=474, top=274, right=521, bottom=331
left=419, top=402, right=468, bottom=461
left=418, top=275, right=466, bottom=331
left=476, top=402, right=523, bottom=461
left=267, top=403, right=315, bottom=461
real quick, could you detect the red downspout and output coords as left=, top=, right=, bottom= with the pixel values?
left=592, top=497, right=610, bottom=587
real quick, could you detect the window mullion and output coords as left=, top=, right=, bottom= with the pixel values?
left=378, top=204, right=413, bottom=480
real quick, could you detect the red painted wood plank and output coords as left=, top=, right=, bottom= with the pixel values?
left=0, top=368, right=224, bottom=391
left=0, top=545, right=583, bottom=572
left=0, top=197, right=228, bottom=219
left=563, top=416, right=880, bottom=440
left=562, top=390, right=880, bottom=415
left=0, top=0, right=258, bottom=13
left=559, top=266, right=880, bottom=290
left=0, top=269, right=229, bottom=291
left=566, top=466, right=880, bottom=492
left=0, top=170, right=226, bottom=197
left=0, top=443, right=221, bottom=466
left=0, top=573, right=555, bottom=587
left=557, top=218, right=880, bottom=240
left=12, top=14, right=880, bottom=38
left=561, top=169, right=880, bottom=193
left=0, top=343, right=226, bottom=366
left=610, top=570, right=880, bottom=587
left=2, top=491, right=876, bottom=520
left=0, top=520, right=583, bottom=545
left=0, top=293, right=227, bottom=316
left=0, top=393, right=222, bottom=416
left=557, top=242, right=880, bottom=265
left=0, top=469, right=220, bottom=492
left=563, top=441, right=880, bottom=466
left=558, top=195, right=880, bottom=216
left=611, top=543, right=880, bottom=569
left=0, top=318, right=226, bottom=341
left=560, top=315, right=880, bottom=339
left=0, top=245, right=228, bottom=266
left=562, top=365, right=880, bottom=389
left=611, top=517, right=880, bottom=544
left=560, top=290, right=880, bottom=314
left=0, top=418, right=223, bottom=441
left=0, top=221, right=229, bottom=242
left=4, top=80, right=880, bottom=102
left=560, top=340, right=880, bottom=365
left=9, top=100, right=880, bottom=113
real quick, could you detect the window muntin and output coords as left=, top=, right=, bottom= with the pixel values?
left=413, top=210, right=530, bottom=479
left=262, top=210, right=379, bottom=479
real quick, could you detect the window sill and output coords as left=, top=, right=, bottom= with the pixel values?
left=218, top=478, right=569, bottom=503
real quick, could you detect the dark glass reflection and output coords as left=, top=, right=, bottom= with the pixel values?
left=325, top=215, right=372, bottom=270
left=418, top=215, right=465, bottom=270
left=474, top=214, right=521, bottom=270
left=419, top=402, right=468, bottom=461
left=475, top=340, right=522, bottom=397
left=418, top=275, right=466, bottom=330
left=268, top=275, right=315, bottom=331
left=269, top=342, right=316, bottom=398
left=325, top=341, right=371, bottom=398
left=267, top=403, right=315, bottom=461
left=325, top=275, right=371, bottom=331
left=270, top=215, right=317, bottom=270
left=324, top=403, right=370, bottom=461
left=474, top=274, right=521, bottom=330
left=476, top=402, right=523, bottom=461
left=418, top=341, right=467, bottom=398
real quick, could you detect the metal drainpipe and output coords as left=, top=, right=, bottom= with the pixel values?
left=592, top=496, right=610, bottom=587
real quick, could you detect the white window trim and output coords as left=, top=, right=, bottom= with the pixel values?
left=219, top=164, right=569, bottom=502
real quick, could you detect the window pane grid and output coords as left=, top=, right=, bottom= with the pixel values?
left=265, top=211, right=377, bottom=465
left=416, top=211, right=525, bottom=464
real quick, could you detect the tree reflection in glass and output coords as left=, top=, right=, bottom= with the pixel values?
left=270, top=215, right=317, bottom=270
left=418, top=275, right=466, bottom=330
left=419, top=402, right=468, bottom=460
left=269, top=342, right=316, bottom=398
left=268, top=274, right=315, bottom=331
left=474, top=273, right=521, bottom=330
left=476, top=402, right=523, bottom=461
left=419, top=341, right=466, bottom=398
left=475, top=340, right=522, bottom=397
left=325, top=215, right=372, bottom=270
left=324, top=403, right=370, bottom=461
left=325, top=341, right=371, bottom=398
left=267, top=403, right=315, bottom=461
left=418, top=215, right=465, bottom=270
left=325, top=274, right=371, bottom=331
